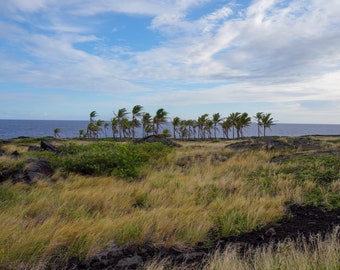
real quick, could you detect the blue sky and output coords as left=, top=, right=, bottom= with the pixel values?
left=0, top=0, right=339, bottom=123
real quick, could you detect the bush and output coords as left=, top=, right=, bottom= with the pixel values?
left=281, top=155, right=340, bottom=184
left=280, top=154, right=340, bottom=209
left=303, top=188, right=340, bottom=210
left=53, top=141, right=170, bottom=179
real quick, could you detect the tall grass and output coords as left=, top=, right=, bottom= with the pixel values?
left=0, top=138, right=339, bottom=268
left=203, top=227, right=340, bottom=270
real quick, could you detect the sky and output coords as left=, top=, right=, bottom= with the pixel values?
left=0, top=0, right=340, bottom=124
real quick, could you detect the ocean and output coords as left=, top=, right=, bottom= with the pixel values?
left=0, top=119, right=339, bottom=139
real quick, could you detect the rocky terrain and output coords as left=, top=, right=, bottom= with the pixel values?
left=60, top=204, right=340, bottom=270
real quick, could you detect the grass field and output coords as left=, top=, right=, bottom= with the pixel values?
left=0, top=136, right=339, bottom=269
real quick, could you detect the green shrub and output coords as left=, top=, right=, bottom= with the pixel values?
left=327, top=193, right=340, bottom=210
left=303, top=188, right=340, bottom=210
left=303, top=188, right=324, bottom=207
left=281, top=155, right=340, bottom=184
left=53, top=141, right=170, bottom=179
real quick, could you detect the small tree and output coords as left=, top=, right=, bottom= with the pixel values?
left=262, top=113, right=275, bottom=137
left=212, top=113, right=222, bottom=139
left=142, top=112, right=152, bottom=137
left=153, top=108, right=168, bottom=135
left=235, top=112, right=251, bottom=138
left=89, top=111, right=98, bottom=122
left=254, top=112, right=264, bottom=137
left=103, top=122, right=110, bottom=138
left=79, top=129, right=85, bottom=139
left=162, top=129, right=171, bottom=138
left=221, top=118, right=232, bottom=139
left=227, top=112, right=241, bottom=139
left=172, top=117, right=181, bottom=139
left=114, top=108, right=129, bottom=139
left=54, top=128, right=61, bottom=138
left=131, top=105, right=143, bottom=139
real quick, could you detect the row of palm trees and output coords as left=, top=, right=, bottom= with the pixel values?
left=81, top=106, right=275, bottom=140
left=172, top=112, right=274, bottom=140
left=82, top=106, right=169, bottom=139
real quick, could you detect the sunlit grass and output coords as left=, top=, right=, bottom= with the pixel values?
left=0, top=138, right=339, bottom=268
left=202, top=227, right=340, bottom=270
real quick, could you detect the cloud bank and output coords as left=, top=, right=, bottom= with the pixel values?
left=0, top=0, right=339, bottom=122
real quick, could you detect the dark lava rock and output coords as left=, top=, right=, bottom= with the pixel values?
left=28, top=145, right=42, bottom=152
left=216, top=204, right=340, bottom=254
left=71, top=204, right=340, bottom=270
left=10, top=150, right=20, bottom=158
left=116, top=255, right=143, bottom=269
left=41, top=141, right=57, bottom=152
left=0, top=167, right=20, bottom=183
left=134, top=135, right=181, bottom=147
left=14, top=158, right=54, bottom=183
left=226, top=137, right=324, bottom=152
left=270, top=150, right=340, bottom=163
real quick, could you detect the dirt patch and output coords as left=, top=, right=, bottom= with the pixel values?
left=67, top=204, right=340, bottom=270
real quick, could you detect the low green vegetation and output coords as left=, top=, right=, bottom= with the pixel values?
left=279, top=154, right=340, bottom=210
left=51, top=141, right=170, bottom=179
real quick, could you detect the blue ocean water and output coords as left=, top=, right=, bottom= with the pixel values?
left=0, top=120, right=89, bottom=139
left=0, top=119, right=339, bottom=139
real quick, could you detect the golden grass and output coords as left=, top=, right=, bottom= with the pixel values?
left=202, top=226, right=340, bottom=270
left=145, top=228, right=340, bottom=270
left=0, top=138, right=339, bottom=268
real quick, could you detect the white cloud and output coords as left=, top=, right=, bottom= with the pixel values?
left=0, top=0, right=340, bottom=123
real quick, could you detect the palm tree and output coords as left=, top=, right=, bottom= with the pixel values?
left=131, top=105, right=143, bottom=139
left=142, top=112, right=152, bottom=137
left=227, top=112, right=241, bottom=139
left=120, top=118, right=132, bottom=138
left=212, top=113, right=222, bottom=139
left=205, top=119, right=214, bottom=139
left=89, top=111, right=98, bottom=122
left=254, top=112, right=264, bottom=137
left=114, top=108, right=129, bottom=139
left=87, top=122, right=100, bottom=139
left=179, top=120, right=188, bottom=140
left=221, top=118, right=232, bottom=139
left=235, top=112, right=251, bottom=138
left=186, top=119, right=196, bottom=140
left=79, top=129, right=85, bottom=139
left=103, top=122, right=110, bottom=138
left=153, top=108, right=168, bottom=135
left=54, top=128, right=61, bottom=138
left=197, top=114, right=209, bottom=139
left=111, top=118, right=119, bottom=139
left=172, top=117, right=181, bottom=139
left=262, top=113, right=275, bottom=137
left=96, top=120, right=104, bottom=136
